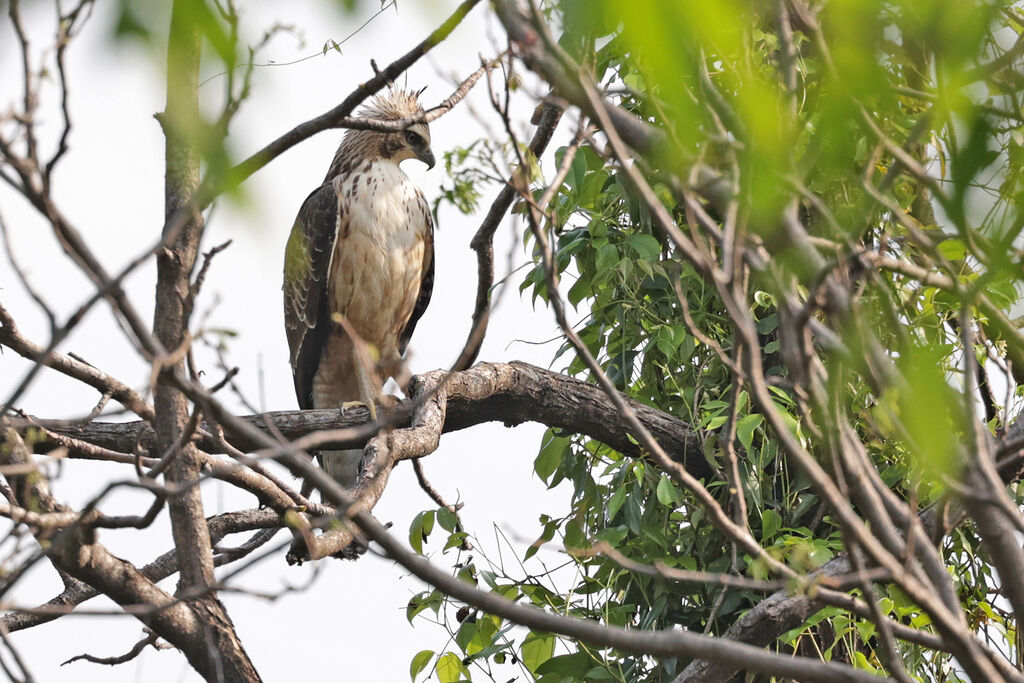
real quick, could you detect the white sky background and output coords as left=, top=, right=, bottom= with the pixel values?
left=0, top=1, right=581, bottom=680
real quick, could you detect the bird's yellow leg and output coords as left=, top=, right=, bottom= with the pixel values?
left=339, top=400, right=374, bottom=420
left=329, top=312, right=381, bottom=422
left=351, top=340, right=380, bottom=422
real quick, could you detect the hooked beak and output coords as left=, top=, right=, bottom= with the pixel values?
left=418, top=147, right=436, bottom=170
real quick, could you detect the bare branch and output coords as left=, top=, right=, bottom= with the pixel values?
left=452, top=101, right=563, bottom=371
left=227, top=0, right=484, bottom=188
left=61, top=631, right=161, bottom=668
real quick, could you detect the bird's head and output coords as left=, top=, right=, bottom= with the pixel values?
left=359, top=87, right=435, bottom=170
left=392, top=122, right=434, bottom=170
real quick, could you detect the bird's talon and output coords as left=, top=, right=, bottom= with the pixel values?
left=339, top=400, right=377, bottom=421
left=339, top=400, right=364, bottom=419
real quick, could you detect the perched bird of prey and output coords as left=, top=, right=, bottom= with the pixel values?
left=283, top=88, right=435, bottom=488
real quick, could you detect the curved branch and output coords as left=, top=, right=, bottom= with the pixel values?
left=452, top=101, right=564, bottom=371
left=152, top=374, right=886, bottom=683
left=2, top=507, right=283, bottom=633
left=22, top=361, right=709, bottom=481
left=0, top=303, right=154, bottom=420
left=492, top=0, right=659, bottom=154
left=0, top=424, right=240, bottom=678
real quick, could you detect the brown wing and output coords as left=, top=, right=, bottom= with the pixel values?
left=398, top=187, right=435, bottom=355
left=283, top=181, right=343, bottom=409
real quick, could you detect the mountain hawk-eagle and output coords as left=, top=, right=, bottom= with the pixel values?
left=283, top=88, right=435, bottom=488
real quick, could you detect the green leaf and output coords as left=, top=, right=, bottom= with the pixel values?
left=704, top=414, right=728, bottom=430
left=855, top=620, right=876, bottom=643
left=454, top=620, right=479, bottom=654
left=568, top=272, right=592, bottom=308
left=410, top=650, right=434, bottom=682
left=852, top=651, right=877, bottom=671
left=563, top=520, right=587, bottom=551
left=406, top=590, right=443, bottom=623
left=536, top=652, right=592, bottom=677
left=443, top=531, right=469, bottom=551
left=437, top=506, right=458, bottom=532
left=607, top=485, right=628, bottom=520
left=535, top=431, right=568, bottom=485
left=457, top=565, right=477, bottom=585
left=580, top=143, right=606, bottom=171
left=568, top=149, right=588, bottom=189
left=579, top=171, right=609, bottom=209
left=624, top=491, right=643, bottom=534
left=762, top=509, right=782, bottom=540
left=755, top=313, right=778, bottom=334
left=408, top=510, right=435, bottom=554
left=435, top=652, right=469, bottom=683
left=936, top=238, right=967, bottom=261
left=625, top=233, right=662, bottom=259
left=525, top=516, right=558, bottom=561
left=584, top=665, right=618, bottom=680
left=595, top=243, right=619, bottom=273
left=893, top=344, right=962, bottom=479
left=456, top=616, right=499, bottom=658
left=654, top=325, right=676, bottom=357
left=521, top=631, right=555, bottom=673
left=736, top=413, right=763, bottom=452
left=596, top=525, right=628, bottom=547
left=656, top=474, right=680, bottom=507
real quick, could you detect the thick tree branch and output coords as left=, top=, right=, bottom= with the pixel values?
left=152, top=374, right=886, bottom=683
left=22, top=361, right=709, bottom=480
left=152, top=2, right=258, bottom=679
left=2, top=507, right=286, bottom=634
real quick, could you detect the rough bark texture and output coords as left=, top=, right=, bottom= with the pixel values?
left=25, top=361, right=710, bottom=481
left=0, top=424, right=238, bottom=677
left=151, top=3, right=259, bottom=679
left=442, top=363, right=704, bottom=473
left=159, top=0, right=213, bottom=592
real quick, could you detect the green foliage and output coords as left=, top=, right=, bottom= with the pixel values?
left=409, top=509, right=435, bottom=555
left=411, top=0, right=1024, bottom=680
left=433, top=141, right=494, bottom=222
left=521, top=631, right=555, bottom=674
left=410, top=649, right=434, bottom=682
left=435, top=651, right=471, bottom=683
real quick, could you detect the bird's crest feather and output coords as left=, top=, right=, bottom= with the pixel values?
left=360, top=87, right=425, bottom=121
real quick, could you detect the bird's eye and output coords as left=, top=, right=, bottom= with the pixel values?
left=404, top=130, right=421, bottom=146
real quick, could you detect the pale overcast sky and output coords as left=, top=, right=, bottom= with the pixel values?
left=0, top=1, right=580, bottom=680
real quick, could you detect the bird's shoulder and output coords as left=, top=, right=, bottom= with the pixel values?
left=283, top=182, right=343, bottom=329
